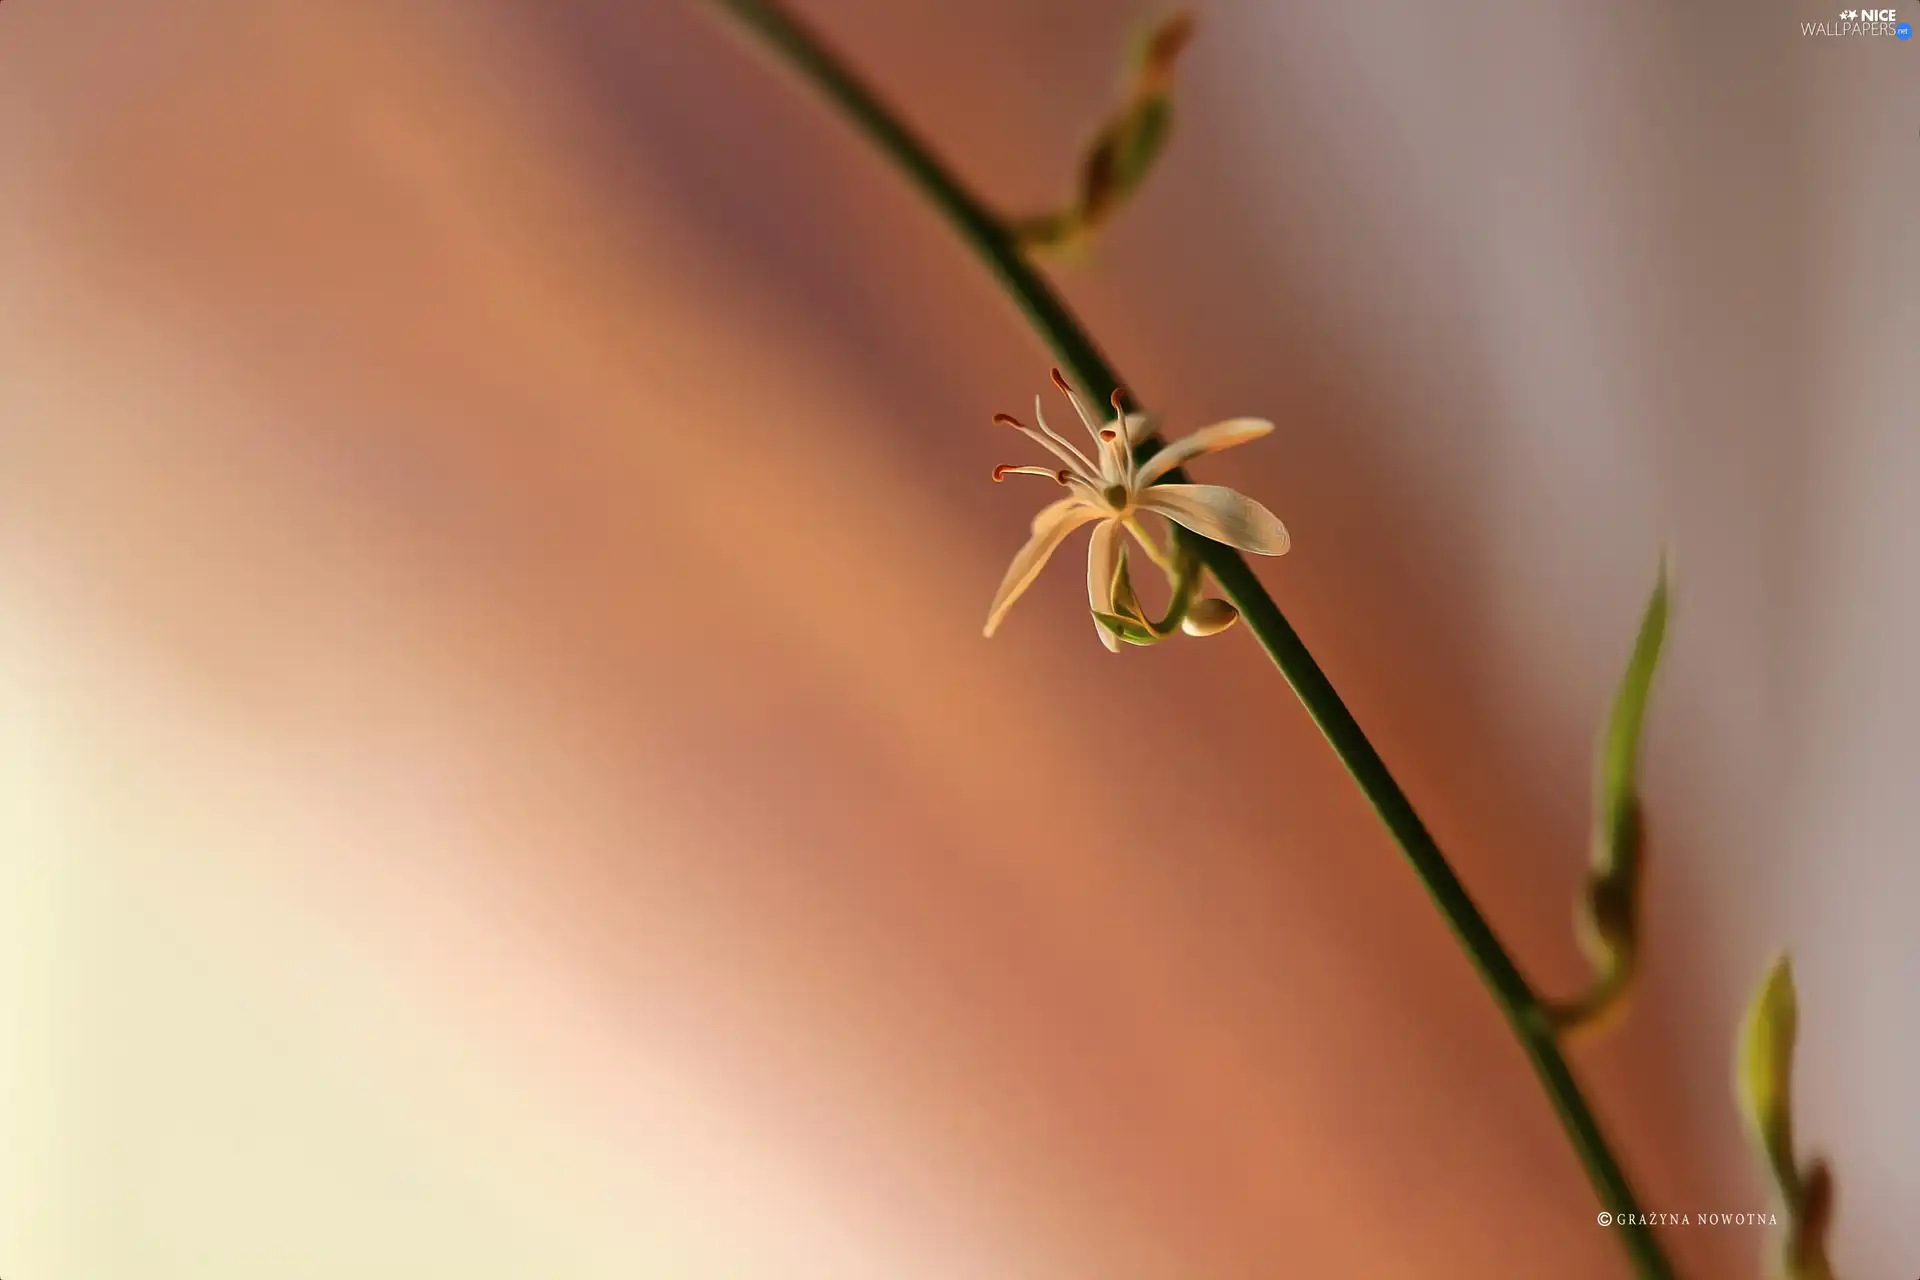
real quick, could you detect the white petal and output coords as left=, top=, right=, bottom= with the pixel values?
left=1086, top=520, right=1122, bottom=652
left=984, top=500, right=1104, bottom=636
left=1134, top=484, right=1290, bottom=556
left=1136, top=418, right=1273, bottom=486
left=1029, top=495, right=1080, bottom=535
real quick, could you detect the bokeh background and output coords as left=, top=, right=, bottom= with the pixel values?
left=1, top=0, right=1914, bottom=1276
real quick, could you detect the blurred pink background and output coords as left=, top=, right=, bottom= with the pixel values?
left=1, top=0, right=1914, bottom=1276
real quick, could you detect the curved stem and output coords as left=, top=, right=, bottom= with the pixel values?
left=1123, top=516, right=1178, bottom=575
left=1147, top=542, right=1200, bottom=639
left=701, top=4, right=1673, bottom=1276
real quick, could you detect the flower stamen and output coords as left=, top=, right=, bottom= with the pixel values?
left=1049, top=367, right=1100, bottom=433
left=1107, top=390, right=1138, bottom=483
left=993, top=463, right=1071, bottom=484
left=996, top=410, right=1096, bottom=479
left=1096, top=426, right=1132, bottom=488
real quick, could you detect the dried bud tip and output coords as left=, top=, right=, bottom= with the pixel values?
left=1146, top=12, right=1196, bottom=69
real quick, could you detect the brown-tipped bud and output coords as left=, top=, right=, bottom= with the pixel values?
left=1016, top=12, right=1192, bottom=254
left=1181, top=598, right=1240, bottom=637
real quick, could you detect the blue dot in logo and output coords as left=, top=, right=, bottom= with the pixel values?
left=1899, top=20, right=1915, bottom=38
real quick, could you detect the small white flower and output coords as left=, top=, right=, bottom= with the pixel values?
left=983, top=369, right=1290, bottom=650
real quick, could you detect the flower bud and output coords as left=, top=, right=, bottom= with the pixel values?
left=1013, top=11, right=1193, bottom=251
left=1738, top=954, right=1801, bottom=1202
left=1181, top=598, right=1239, bottom=636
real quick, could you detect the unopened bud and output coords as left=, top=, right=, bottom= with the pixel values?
left=1181, top=598, right=1239, bottom=636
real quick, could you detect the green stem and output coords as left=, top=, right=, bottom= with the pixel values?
left=1122, top=516, right=1178, bottom=576
left=703, top=4, right=1673, bottom=1276
left=1147, top=542, right=1200, bottom=639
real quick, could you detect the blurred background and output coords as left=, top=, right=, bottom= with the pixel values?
left=0, top=0, right=1914, bottom=1275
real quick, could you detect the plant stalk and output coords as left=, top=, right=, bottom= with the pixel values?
left=701, top=4, right=1673, bottom=1276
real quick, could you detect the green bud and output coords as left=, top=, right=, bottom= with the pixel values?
left=1546, top=563, right=1667, bottom=1037
left=1735, top=955, right=1839, bottom=1280
left=1738, top=954, right=1802, bottom=1203
left=1015, top=11, right=1194, bottom=252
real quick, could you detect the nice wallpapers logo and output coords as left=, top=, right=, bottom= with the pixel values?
left=1802, top=7, right=1915, bottom=36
